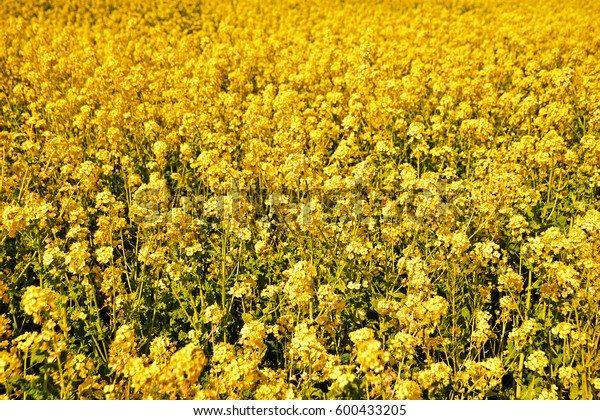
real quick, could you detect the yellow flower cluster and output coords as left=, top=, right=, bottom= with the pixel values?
left=525, top=350, right=549, bottom=376
left=0, top=0, right=599, bottom=400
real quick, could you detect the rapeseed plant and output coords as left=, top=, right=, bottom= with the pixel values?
left=0, top=0, right=599, bottom=400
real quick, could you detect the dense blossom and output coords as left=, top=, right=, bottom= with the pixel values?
left=1, top=0, right=599, bottom=400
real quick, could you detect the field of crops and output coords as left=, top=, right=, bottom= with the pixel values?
left=1, top=0, right=600, bottom=400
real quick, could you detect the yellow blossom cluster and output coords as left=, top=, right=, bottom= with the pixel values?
left=1, top=0, right=600, bottom=400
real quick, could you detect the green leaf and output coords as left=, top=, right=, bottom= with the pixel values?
left=461, top=306, right=470, bottom=320
left=29, top=352, right=47, bottom=366
left=340, top=353, right=352, bottom=364
left=389, top=291, right=406, bottom=300
left=569, top=382, right=579, bottom=400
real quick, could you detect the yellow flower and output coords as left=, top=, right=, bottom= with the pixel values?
left=0, top=351, right=22, bottom=385
left=288, top=323, right=328, bottom=373
left=283, top=261, right=316, bottom=309
left=536, top=385, right=559, bottom=400
left=551, top=322, right=573, bottom=339
left=239, top=319, right=267, bottom=350
left=65, top=241, right=91, bottom=275
left=21, top=286, right=58, bottom=324
left=525, top=350, right=548, bottom=375
left=558, top=366, right=578, bottom=389
left=394, top=380, right=422, bottom=400
left=95, top=246, right=113, bottom=265
left=203, top=304, right=223, bottom=325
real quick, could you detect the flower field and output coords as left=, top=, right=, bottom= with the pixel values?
left=1, top=0, right=600, bottom=400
